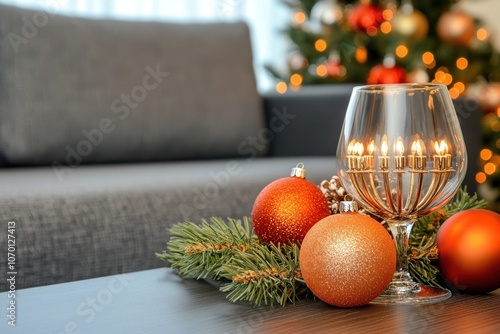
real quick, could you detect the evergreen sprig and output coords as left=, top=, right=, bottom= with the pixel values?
left=155, top=217, right=258, bottom=281
left=156, top=217, right=307, bottom=306
left=220, top=242, right=308, bottom=306
left=158, top=187, right=487, bottom=306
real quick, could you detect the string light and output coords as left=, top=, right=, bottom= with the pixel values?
left=315, top=39, right=327, bottom=52
left=316, top=64, right=328, bottom=77
left=484, top=162, right=496, bottom=175
left=476, top=172, right=487, bottom=183
left=434, top=70, right=446, bottom=81
left=290, top=73, right=303, bottom=86
left=481, top=148, right=493, bottom=161
left=443, top=73, right=453, bottom=85
left=477, top=28, right=488, bottom=41
left=380, top=21, right=391, bottom=34
left=276, top=81, right=287, bottom=94
left=456, top=57, right=468, bottom=70
left=395, top=45, right=408, bottom=58
left=294, top=11, right=306, bottom=25
left=449, top=88, right=459, bottom=99
left=382, top=9, right=393, bottom=21
left=422, top=52, right=435, bottom=68
left=454, top=82, right=465, bottom=94
left=356, top=46, right=368, bottom=63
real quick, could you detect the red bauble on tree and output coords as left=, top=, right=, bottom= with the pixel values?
left=300, top=200, right=396, bottom=307
left=251, top=163, right=330, bottom=244
left=347, top=3, right=384, bottom=34
left=367, top=56, right=407, bottom=85
left=325, top=52, right=346, bottom=79
left=436, top=209, right=500, bottom=293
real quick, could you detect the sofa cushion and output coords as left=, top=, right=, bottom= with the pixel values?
left=0, top=157, right=336, bottom=290
left=0, top=4, right=265, bottom=166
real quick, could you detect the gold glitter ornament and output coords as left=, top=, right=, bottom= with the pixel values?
left=299, top=199, right=396, bottom=307
left=251, top=163, right=330, bottom=245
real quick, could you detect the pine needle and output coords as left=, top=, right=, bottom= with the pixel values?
left=155, top=217, right=257, bottom=280
left=220, top=242, right=307, bottom=306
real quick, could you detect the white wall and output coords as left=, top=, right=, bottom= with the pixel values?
left=461, top=0, right=500, bottom=49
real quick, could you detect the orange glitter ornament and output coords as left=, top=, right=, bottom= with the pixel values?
left=300, top=201, right=396, bottom=308
left=251, top=163, right=330, bottom=245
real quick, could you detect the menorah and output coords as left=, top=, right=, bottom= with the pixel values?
left=345, top=136, right=454, bottom=219
left=337, top=83, right=467, bottom=304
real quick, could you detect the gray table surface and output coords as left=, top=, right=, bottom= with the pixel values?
left=1, top=268, right=499, bottom=334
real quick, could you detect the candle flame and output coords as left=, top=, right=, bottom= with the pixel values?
left=434, top=140, right=449, bottom=155
left=381, top=135, right=388, bottom=156
left=395, top=137, right=405, bottom=156
left=347, top=140, right=356, bottom=155
left=367, top=140, right=376, bottom=155
left=411, top=139, right=424, bottom=156
left=354, top=142, right=364, bottom=156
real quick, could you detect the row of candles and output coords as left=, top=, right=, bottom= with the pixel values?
left=346, top=136, right=453, bottom=172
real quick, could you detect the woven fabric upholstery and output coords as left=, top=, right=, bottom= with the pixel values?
left=0, top=157, right=335, bottom=290
left=0, top=4, right=265, bottom=165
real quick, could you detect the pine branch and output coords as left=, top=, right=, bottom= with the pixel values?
left=409, top=235, right=442, bottom=288
left=219, top=242, right=308, bottom=306
left=157, top=217, right=308, bottom=306
left=156, top=217, right=258, bottom=280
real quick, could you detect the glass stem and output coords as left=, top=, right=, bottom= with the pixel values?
left=385, top=219, right=420, bottom=294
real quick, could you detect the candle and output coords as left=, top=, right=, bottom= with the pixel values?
left=394, top=137, right=406, bottom=170
left=408, top=138, right=427, bottom=170
left=363, top=140, right=375, bottom=170
left=347, top=140, right=362, bottom=170
left=433, top=139, right=451, bottom=170
left=378, top=136, right=390, bottom=170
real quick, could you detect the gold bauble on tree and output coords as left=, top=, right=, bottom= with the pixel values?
left=437, top=10, right=475, bottom=46
left=392, top=3, right=429, bottom=40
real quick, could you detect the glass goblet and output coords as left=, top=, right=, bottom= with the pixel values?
left=336, top=83, right=467, bottom=304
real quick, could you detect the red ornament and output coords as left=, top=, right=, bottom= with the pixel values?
left=348, top=4, right=384, bottom=34
left=367, top=64, right=407, bottom=85
left=436, top=209, right=500, bottom=293
left=325, top=53, right=346, bottom=79
left=300, top=203, right=396, bottom=308
left=251, top=163, right=330, bottom=244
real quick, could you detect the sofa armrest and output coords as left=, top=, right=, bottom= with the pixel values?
left=262, top=85, right=481, bottom=193
left=454, top=98, right=482, bottom=194
left=262, top=84, right=356, bottom=157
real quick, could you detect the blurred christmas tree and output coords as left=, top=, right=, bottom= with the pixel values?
left=268, top=0, right=500, bottom=211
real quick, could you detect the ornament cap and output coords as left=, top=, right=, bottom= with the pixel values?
left=339, top=195, right=359, bottom=213
left=291, top=162, right=307, bottom=178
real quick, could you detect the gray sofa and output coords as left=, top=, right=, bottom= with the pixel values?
left=0, top=4, right=482, bottom=291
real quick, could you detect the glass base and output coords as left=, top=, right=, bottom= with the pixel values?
left=372, top=283, right=452, bottom=304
